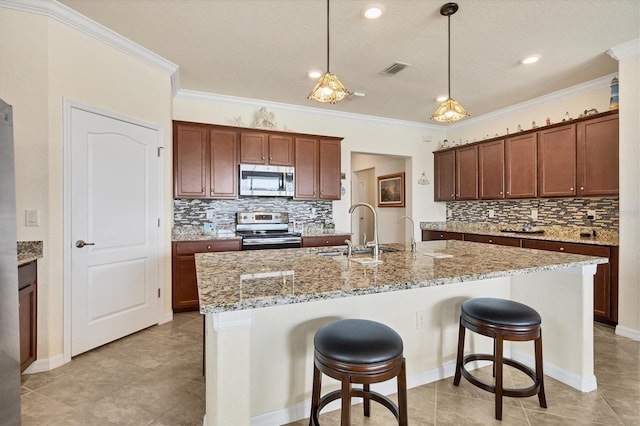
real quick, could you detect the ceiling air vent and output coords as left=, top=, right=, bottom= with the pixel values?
left=381, top=61, right=410, bottom=76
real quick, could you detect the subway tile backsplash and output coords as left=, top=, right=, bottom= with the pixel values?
left=447, top=197, right=618, bottom=230
left=173, top=198, right=333, bottom=231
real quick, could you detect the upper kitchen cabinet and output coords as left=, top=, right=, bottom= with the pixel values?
left=505, top=133, right=538, bottom=199
left=318, top=138, right=342, bottom=200
left=434, top=150, right=455, bottom=201
left=173, top=122, right=238, bottom=199
left=456, top=145, right=479, bottom=200
left=294, top=137, right=342, bottom=200
left=478, top=139, right=505, bottom=199
left=240, top=132, right=294, bottom=166
left=537, top=124, right=577, bottom=198
left=576, top=114, right=619, bottom=196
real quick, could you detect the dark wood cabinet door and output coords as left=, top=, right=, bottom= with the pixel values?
left=434, top=150, right=456, bottom=201
left=478, top=139, right=505, bottom=199
left=18, top=261, right=37, bottom=372
left=302, top=235, right=351, bottom=247
left=319, top=139, right=342, bottom=200
left=294, top=137, right=319, bottom=199
left=538, top=124, right=576, bottom=197
left=456, top=145, right=478, bottom=200
left=172, top=240, right=241, bottom=312
left=209, top=129, right=238, bottom=198
left=174, top=124, right=207, bottom=198
left=576, top=114, right=619, bottom=196
left=505, top=133, right=537, bottom=199
left=239, top=132, right=268, bottom=164
left=268, top=134, right=294, bottom=166
left=522, top=239, right=613, bottom=323
left=421, top=230, right=464, bottom=241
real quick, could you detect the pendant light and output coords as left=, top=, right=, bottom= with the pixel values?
left=431, top=2, right=469, bottom=123
left=308, top=0, right=350, bottom=103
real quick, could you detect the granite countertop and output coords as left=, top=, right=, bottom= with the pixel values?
left=301, top=229, right=352, bottom=238
left=420, top=221, right=619, bottom=247
left=17, top=241, right=43, bottom=266
left=195, top=240, right=607, bottom=314
left=172, top=227, right=351, bottom=242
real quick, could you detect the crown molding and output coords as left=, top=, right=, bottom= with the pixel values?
left=607, top=38, right=640, bottom=60
left=448, top=73, right=617, bottom=130
left=0, top=0, right=180, bottom=94
left=175, top=89, right=440, bottom=131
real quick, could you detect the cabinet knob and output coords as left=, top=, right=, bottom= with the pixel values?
left=440, top=234, right=444, bottom=238
left=269, top=157, right=272, bottom=160
left=489, top=239, right=493, bottom=243
left=580, top=186, right=584, bottom=190
left=207, top=246, right=211, bottom=250
left=506, top=191, right=510, bottom=194
left=560, top=247, right=565, bottom=251
left=499, top=191, right=503, bottom=195
left=570, top=187, right=574, bottom=191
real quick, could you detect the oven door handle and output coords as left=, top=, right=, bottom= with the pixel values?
left=243, top=238, right=301, bottom=245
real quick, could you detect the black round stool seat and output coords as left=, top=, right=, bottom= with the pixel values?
left=454, top=297, right=547, bottom=421
left=462, top=298, right=541, bottom=327
left=314, top=319, right=403, bottom=364
left=309, top=319, right=408, bottom=425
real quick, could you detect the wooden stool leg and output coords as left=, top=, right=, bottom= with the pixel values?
left=309, top=363, right=322, bottom=426
left=363, top=384, right=370, bottom=417
left=397, top=358, right=408, bottom=426
left=494, top=335, right=504, bottom=421
left=453, top=317, right=465, bottom=386
left=340, top=374, right=351, bottom=426
left=535, top=333, right=547, bottom=408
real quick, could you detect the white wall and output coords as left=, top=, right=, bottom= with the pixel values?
left=0, top=7, right=174, bottom=359
left=614, top=43, right=640, bottom=339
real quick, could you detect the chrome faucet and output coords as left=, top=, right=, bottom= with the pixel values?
left=399, top=215, right=417, bottom=252
left=345, top=239, right=353, bottom=258
left=349, top=202, right=379, bottom=260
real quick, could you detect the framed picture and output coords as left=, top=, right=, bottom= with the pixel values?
left=377, top=172, right=405, bottom=207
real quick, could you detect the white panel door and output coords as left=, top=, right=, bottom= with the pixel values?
left=70, top=108, right=160, bottom=356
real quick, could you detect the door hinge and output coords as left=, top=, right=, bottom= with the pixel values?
left=158, top=288, right=161, bottom=298
left=157, top=146, right=164, bottom=157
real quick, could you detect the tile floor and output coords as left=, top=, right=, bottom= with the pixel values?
left=20, top=314, right=639, bottom=425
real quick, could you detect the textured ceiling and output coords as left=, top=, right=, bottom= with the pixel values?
left=58, top=0, right=639, bottom=124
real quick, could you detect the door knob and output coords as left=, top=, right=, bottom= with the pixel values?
left=75, top=240, right=95, bottom=248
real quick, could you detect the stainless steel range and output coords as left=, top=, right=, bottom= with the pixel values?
left=236, top=212, right=301, bottom=250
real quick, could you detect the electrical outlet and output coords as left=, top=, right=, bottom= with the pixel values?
left=531, top=209, right=538, bottom=220
left=310, top=207, right=317, bottom=218
left=25, top=209, right=39, bottom=227
left=206, top=209, right=215, bottom=219
left=488, top=209, right=495, bottom=218
left=416, top=311, right=426, bottom=329
left=587, top=210, right=596, bottom=220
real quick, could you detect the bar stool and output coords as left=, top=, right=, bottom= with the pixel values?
left=453, top=298, right=547, bottom=420
left=309, top=319, right=408, bottom=425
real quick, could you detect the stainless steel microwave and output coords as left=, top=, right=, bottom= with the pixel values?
left=239, top=164, right=294, bottom=197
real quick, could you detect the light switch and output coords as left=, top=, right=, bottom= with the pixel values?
left=206, top=209, right=215, bottom=219
left=25, top=209, right=39, bottom=227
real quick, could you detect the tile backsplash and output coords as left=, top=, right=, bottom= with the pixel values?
left=447, top=197, right=619, bottom=230
left=173, top=198, right=333, bottom=231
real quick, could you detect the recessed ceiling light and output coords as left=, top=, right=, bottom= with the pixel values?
left=436, top=95, right=448, bottom=102
left=521, top=55, right=540, bottom=65
left=308, top=70, right=323, bottom=79
left=363, top=4, right=385, bottom=19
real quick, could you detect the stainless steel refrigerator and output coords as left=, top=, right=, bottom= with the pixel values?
left=0, top=98, right=21, bottom=425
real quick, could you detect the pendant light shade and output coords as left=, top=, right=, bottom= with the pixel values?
left=308, top=0, right=350, bottom=103
left=431, top=2, right=468, bottom=123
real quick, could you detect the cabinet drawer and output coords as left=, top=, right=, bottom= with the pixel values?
left=302, top=235, right=351, bottom=247
left=174, top=240, right=241, bottom=255
left=464, top=234, right=522, bottom=247
left=522, top=239, right=610, bottom=257
left=18, top=261, right=37, bottom=290
left=421, top=230, right=464, bottom=241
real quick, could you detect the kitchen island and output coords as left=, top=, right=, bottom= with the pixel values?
left=195, top=240, right=607, bottom=425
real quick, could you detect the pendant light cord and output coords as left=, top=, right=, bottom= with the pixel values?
left=326, top=0, right=330, bottom=73
left=447, top=13, right=451, bottom=99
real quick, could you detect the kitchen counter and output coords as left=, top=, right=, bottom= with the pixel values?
left=420, top=221, right=619, bottom=246
left=172, top=228, right=241, bottom=242
left=17, top=241, right=43, bottom=265
left=196, top=240, right=605, bottom=425
left=300, top=229, right=351, bottom=238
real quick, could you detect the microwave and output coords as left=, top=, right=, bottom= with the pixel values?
left=239, top=164, right=294, bottom=197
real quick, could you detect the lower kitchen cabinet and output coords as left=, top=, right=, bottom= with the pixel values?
left=522, top=239, right=617, bottom=324
left=18, top=261, right=37, bottom=373
left=464, top=234, right=522, bottom=247
left=172, top=240, right=241, bottom=312
left=421, top=230, right=464, bottom=241
left=302, top=235, right=351, bottom=247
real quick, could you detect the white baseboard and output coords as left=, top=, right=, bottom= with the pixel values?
left=615, top=325, right=640, bottom=341
left=160, top=311, right=173, bottom=325
left=510, top=350, right=597, bottom=392
left=22, top=353, right=67, bottom=374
